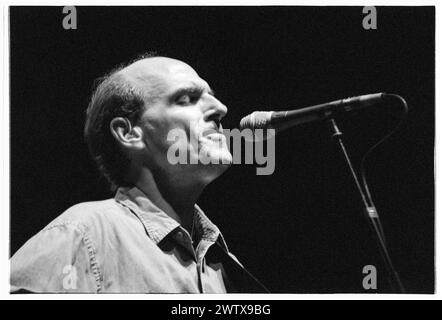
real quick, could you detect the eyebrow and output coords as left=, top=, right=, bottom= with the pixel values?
left=170, top=85, right=215, bottom=100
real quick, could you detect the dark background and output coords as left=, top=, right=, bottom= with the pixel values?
left=10, top=6, right=434, bottom=293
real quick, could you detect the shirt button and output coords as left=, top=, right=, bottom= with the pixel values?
left=176, top=231, right=184, bottom=240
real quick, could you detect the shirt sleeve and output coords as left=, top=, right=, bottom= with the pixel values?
left=10, top=222, right=101, bottom=293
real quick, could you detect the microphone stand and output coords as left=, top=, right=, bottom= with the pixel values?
left=328, top=118, right=406, bottom=293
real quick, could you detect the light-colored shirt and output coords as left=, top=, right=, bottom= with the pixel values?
left=10, top=187, right=268, bottom=293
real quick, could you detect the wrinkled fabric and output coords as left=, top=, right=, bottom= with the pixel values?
left=10, top=187, right=267, bottom=293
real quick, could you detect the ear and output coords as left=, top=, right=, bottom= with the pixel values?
left=110, top=117, right=145, bottom=151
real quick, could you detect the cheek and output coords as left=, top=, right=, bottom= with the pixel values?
left=141, top=107, right=204, bottom=151
left=167, top=114, right=204, bottom=149
left=141, top=121, right=191, bottom=160
left=141, top=119, right=175, bottom=158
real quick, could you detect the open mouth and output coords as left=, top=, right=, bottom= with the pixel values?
left=202, top=127, right=221, bottom=136
left=205, top=133, right=225, bottom=141
left=201, top=128, right=226, bottom=142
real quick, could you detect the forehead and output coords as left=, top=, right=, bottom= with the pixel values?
left=120, top=58, right=210, bottom=100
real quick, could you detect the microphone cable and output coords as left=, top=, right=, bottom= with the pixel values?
left=358, top=93, right=409, bottom=293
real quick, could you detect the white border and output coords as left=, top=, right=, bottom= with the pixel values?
left=0, top=1, right=439, bottom=5
left=0, top=1, right=439, bottom=300
left=1, top=4, right=10, bottom=300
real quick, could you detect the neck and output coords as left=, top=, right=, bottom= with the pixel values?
left=130, top=167, right=206, bottom=232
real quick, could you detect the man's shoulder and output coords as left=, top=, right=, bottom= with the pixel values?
left=9, top=199, right=120, bottom=293
left=45, top=198, right=126, bottom=233
left=60, top=198, right=118, bottom=218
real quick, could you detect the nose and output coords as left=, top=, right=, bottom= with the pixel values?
left=204, top=94, right=228, bottom=122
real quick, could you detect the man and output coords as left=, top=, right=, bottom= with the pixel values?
left=10, top=55, right=268, bottom=293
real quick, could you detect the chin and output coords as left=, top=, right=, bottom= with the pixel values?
left=203, top=153, right=232, bottom=168
left=197, top=144, right=232, bottom=164
left=208, top=150, right=233, bottom=166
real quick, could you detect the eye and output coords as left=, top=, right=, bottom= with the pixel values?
left=174, top=88, right=204, bottom=105
left=176, top=94, right=192, bottom=105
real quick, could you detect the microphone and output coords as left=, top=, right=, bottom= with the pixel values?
left=239, top=93, right=385, bottom=133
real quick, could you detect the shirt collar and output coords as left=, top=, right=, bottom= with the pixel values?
left=194, top=204, right=229, bottom=252
left=115, top=186, right=229, bottom=252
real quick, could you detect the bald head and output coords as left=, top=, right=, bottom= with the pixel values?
left=120, top=57, right=196, bottom=79
left=116, top=57, right=205, bottom=104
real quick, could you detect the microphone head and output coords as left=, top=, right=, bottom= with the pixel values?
left=239, top=111, right=273, bottom=130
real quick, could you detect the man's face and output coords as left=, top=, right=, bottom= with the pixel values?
left=122, top=57, right=232, bottom=183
